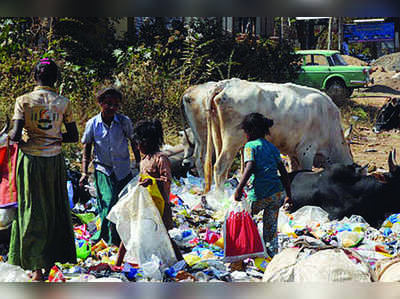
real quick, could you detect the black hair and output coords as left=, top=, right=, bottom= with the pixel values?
left=133, top=119, right=164, bottom=153
left=96, top=87, right=123, bottom=104
left=33, top=58, right=59, bottom=86
left=240, top=112, right=274, bottom=138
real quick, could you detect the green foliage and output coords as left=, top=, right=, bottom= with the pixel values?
left=114, top=36, right=216, bottom=132
left=352, top=107, right=369, bottom=122
left=1, top=17, right=302, bottom=158
left=51, top=17, right=121, bottom=78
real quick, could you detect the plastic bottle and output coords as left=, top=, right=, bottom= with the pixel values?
left=67, top=180, right=74, bottom=209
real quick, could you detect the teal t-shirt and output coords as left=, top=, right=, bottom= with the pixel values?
left=244, top=138, right=283, bottom=201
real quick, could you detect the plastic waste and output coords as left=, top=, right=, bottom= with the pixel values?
left=122, top=263, right=143, bottom=281
left=224, top=199, right=266, bottom=262
left=392, top=222, right=400, bottom=234
left=254, top=257, right=271, bottom=272
left=75, top=239, right=91, bottom=259
left=231, top=270, right=248, bottom=281
left=67, top=180, right=74, bottom=209
left=0, top=263, right=29, bottom=282
left=48, top=265, right=66, bottom=282
left=142, top=255, right=162, bottom=281
left=290, top=205, right=330, bottom=228
left=214, top=237, right=224, bottom=249
left=337, top=231, right=364, bottom=248
left=107, top=185, right=177, bottom=268
left=140, top=174, right=164, bottom=216
left=194, top=271, right=209, bottom=282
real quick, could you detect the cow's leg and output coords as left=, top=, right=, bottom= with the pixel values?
left=195, top=144, right=204, bottom=178
left=213, top=141, right=242, bottom=190
left=296, top=142, right=317, bottom=170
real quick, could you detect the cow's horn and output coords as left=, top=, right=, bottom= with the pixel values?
left=0, top=116, right=10, bottom=136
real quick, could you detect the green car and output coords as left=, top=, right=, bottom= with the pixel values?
left=294, top=50, right=372, bottom=98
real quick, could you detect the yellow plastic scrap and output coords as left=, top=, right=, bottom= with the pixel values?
left=214, top=237, right=224, bottom=249
left=140, top=174, right=165, bottom=216
left=199, top=249, right=215, bottom=260
left=91, top=239, right=108, bottom=257
left=183, top=254, right=202, bottom=266
left=254, top=257, right=271, bottom=272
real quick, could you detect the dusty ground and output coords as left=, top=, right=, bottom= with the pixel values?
left=337, top=54, right=400, bottom=172
left=345, top=93, right=399, bottom=172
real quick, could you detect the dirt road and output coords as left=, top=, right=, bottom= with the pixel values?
left=344, top=89, right=399, bottom=172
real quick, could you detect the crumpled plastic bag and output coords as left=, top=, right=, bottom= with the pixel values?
left=0, top=263, right=29, bottom=282
left=141, top=254, right=163, bottom=281
left=290, top=205, right=330, bottom=228
left=223, top=199, right=266, bottom=262
left=107, top=184, right=177, bottom=269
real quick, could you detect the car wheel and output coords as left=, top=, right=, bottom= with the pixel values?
left=326, top=79, right=347, bottom=106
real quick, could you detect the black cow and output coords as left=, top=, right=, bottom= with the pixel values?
left=289, top=150, right=400, bottom=228
left=373, top=97, right=400, bottom=133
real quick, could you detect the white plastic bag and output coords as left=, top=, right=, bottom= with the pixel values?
left=291, top=205, right=330, bottom=228
left=0, top=263, right=29, bottom=282
left=141, top=254, right=163, bottom=281
left=107, top=184, right=177, bottom=269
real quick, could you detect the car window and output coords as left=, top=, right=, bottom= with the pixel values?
left=313, top=55, right=328, bottom=66
left=304, top=55, right=313, bottom=65
left=304, top=54, right=329, bottom=66
left=331, top=53, right=348, bottom=66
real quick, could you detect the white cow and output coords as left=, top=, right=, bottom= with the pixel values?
left=181, top=81, right=217, bottom=178
left=199, top=78, right=354, bottom=192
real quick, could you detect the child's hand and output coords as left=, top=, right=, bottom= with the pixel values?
left=79, top=174, right=88, bottom=188
left=139, top=178, right=153, bottom=187
left=283, top=197, right=294, bottom=212
left=234, top=189, right=243, bottom=202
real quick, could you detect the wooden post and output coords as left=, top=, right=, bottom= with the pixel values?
left=328, top=17, right=332, bottom=50
left=338, top=17, right=343, bottom=52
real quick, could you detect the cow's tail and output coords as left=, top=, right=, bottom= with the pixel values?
left=204, top=87, right=221, bottom=193
left=180, top=96, right=195, bottom=149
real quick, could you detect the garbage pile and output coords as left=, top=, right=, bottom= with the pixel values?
left=1, top=170, right=400, bottom=282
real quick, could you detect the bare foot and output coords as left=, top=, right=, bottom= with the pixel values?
left=31, top=269, right=44, bottom=282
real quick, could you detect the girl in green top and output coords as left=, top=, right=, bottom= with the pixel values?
left=234, top=112, right=293, bottom=256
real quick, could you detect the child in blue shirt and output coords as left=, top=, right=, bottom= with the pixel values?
left=234, top=112, right=293, bottom=256
left=80, top=87, right=141, bottom=246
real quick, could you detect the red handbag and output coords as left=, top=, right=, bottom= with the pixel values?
left=0, top=137, right=18, bottom=207
left=223, top=199, right=266, bottom=262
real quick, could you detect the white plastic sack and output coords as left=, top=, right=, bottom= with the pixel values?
left=0, top=263, right=29, bottom=282
left=376, top=257, right=400, bottom=282
left=263, top=247, right=375, bottom=282
left=107, top=184, right=177, bottom=269
left=291, top=205, right=330, bottom=228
